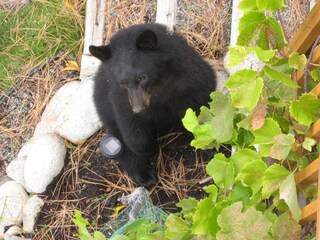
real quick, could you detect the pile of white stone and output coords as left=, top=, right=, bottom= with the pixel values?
left=0, top=77, right=102, bottom=239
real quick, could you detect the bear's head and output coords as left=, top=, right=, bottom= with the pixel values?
left=89, top=24, right=171, bottom=114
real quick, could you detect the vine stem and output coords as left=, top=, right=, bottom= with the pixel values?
left=277, top=10, right=289, bottom=43
left=304, top=34, right=320, bottom=93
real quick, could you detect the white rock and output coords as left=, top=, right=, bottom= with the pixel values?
left=22, top=195, right=44, bottom=233
left=0, top=224, right=4, bottom=239
left=0, top=181, right=28, bottom=227
left=6, top=157, right=26, bottom=189
left=17, top=140, right=34, bottom=159
left=4, top=226, right=22, bottom=239
left=34, top=81, right=81, bottom=137
left=56, top=78, right=103, bottom=143
left=24, top=134, right=66, bottom=193
left=4, top=236, right=28, bottom=240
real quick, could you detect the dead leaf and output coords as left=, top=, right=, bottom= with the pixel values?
left=63, top=60, right=80, bottom=72
left=65, top=0, right=74, bottom=10
left=110, top=205, right=126, bottom=218
left=251, top=92, right=268, bottom=130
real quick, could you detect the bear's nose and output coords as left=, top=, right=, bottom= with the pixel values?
left=132, top=106, right=145, bottom=114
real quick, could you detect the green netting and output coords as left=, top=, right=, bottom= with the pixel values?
left=103, top=187, right=168, bottom=238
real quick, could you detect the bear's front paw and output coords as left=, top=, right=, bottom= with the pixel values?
left=129, top=164, right=157, bottom=187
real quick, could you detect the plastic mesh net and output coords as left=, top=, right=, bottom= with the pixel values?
left=103, top=187, right=168, bottom=238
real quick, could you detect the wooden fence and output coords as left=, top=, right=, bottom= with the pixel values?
left=292, top=1, right=320, bottom=238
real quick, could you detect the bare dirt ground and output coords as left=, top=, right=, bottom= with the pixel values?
left=0, top=0, right=312, bottom=239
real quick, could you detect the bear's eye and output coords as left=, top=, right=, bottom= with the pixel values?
left=137, top=75, right=148, bottom=84
left=119, top=82, right=128, bottom=88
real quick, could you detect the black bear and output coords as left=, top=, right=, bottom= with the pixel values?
left=89, top=23, right=216, bottom=187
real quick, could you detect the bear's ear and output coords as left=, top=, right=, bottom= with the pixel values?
left=89, top=45, right=111, bottom=61
left=136, top=30, right=158, bottom=50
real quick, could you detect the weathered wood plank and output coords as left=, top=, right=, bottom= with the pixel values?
left=80, top=0, right=106, bottom=79
left=230, top=0, right=242, bottom=46
left=317, top=162, right=320, bottom=239
left=300, top=200, right=317, bottom=225
left=295, top=157, right=320, bottom=190
left=311, top=83, right=320, bottom=96
left=307, top=119, right=320, bottom=141
left=290, top=1, right=320, bottom=53
left=156, top=0, right=177, bottom=31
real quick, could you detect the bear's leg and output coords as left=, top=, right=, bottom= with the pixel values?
left=117, top=146, right=157, bottom=186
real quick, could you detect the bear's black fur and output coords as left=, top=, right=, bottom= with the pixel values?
left=89, top=23, right=216, bottom=187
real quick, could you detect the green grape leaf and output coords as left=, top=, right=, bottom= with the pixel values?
left=236, top=160, right=268, bottom=195
left=210, top=92, right=234, bottom=143
left=192, top=199, right=229, bottom=237
left=206, top=153, right=235, bottom=189
left=238, top=0, right=257, bottom=13
left=271, top=213, right=301, bottom=239
left=216, top=202, right=272, bottom=240
left=251, top=47, right=276, bottom=62
left=264, top=66, right=299, bottom=89
left=257, top=0, right=285, bottom=12
left=190, top=123, right=216, bottom=150
left=165, top=214, right=192, bottom=239
left=226, top=69, right=263, bottom=111
left=237, top=12, right=268, bottom=49
left=302, top=138, right=317, bottom=151
left=228, top=183, right=252, bottom=209
left=198, top=106, right=213, bottom=123
left=311, top=66, right=320, bottom=81
left=227, top=46, right=248, bottom=67
left=93, top=231, right=107, bottom=240
left=229, top=148, right=261, bottom=177
left=290, top=93, right=320, bottom=127
left=237, top=13, right=286, bottom=50
left=72, top=210, right=93, bottom=239
left=176, top=198, right=198, bottom=222
left=204, top=185, right=219, bottom=201
left=252, top=118, right=282, bottom=157
left=279, top=173, right=301, bottom=222
left=262, top=164, right=290, bottom=199
left=289, top=52, right=307, bottom=70
left=266, top=16, right=287, bottom=49
left=270, top=134, right=295, bottom=160
left=182, top=108, right=199, bottom=132
left=236, top=128, right=255, bottom=147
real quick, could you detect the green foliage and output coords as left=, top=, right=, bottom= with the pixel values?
left=289, top=52, right=307, bottom=70
left=80, top=0, right=319, bottom=238
left=72, top=210, right=106, bottom=240
left=290, top=93, right=320, bottom=127
left=226, top=70, right=264, bottom=111
left=311, top=66, right=320, bottom=81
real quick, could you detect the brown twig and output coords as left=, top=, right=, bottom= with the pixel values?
left=304, top=34, right=320, bottom=93
left=277, top=10, right=290, bottom=43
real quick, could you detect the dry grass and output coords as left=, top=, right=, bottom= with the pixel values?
left=103, top=0, right=231, bottom=59
left=282, top=0, right=311, bottom=40
left=177, top=0, right=231, bottom=59
left=104, top=0, right=156, bottom=43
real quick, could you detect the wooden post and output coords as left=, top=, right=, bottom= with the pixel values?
left=156, top=0, right=177, bottom=31
left=80, top=0, right=106, bottom=79
left=230, top=0, right=242, bottom=46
